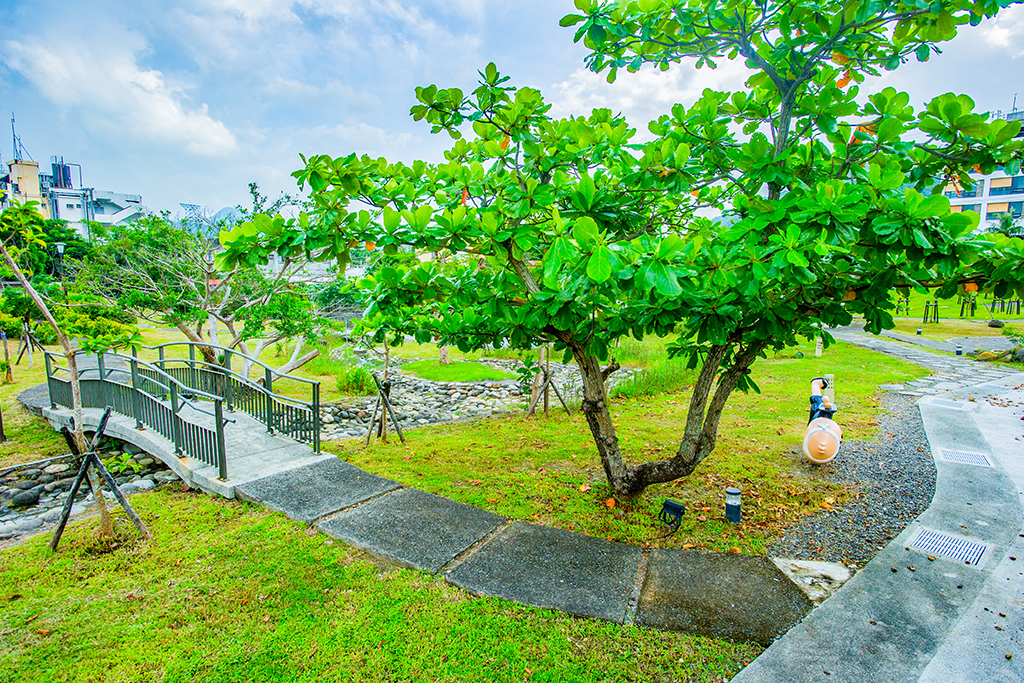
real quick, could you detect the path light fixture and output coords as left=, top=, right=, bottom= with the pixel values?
left=916, top=327, right=923, bottom=335
left=956, top=344, right=963, bottom=356
left=54, top=242, right=66, bottom=296
left=725, top=487, right=742, bottom=523
left=658, top=499, right=686, bottom=533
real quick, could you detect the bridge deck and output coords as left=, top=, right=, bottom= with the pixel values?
left=41, top=401, right=333, bottom=499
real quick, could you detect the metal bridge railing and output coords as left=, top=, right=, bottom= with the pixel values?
left=44, top=343, right=322, bottom=481
left=141, top=341, right=320, bottom=454
left=45, top=351, right=229, bottom=480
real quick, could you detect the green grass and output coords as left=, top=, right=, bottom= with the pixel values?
left=328, top=340, right=928, bottom=559
left=889, top=318, right=1008, bottom=342
left=0, top=491, right=760, bottom=683
left=400, top=360, right=516, bottom=382
left=898, top=289, right=1024, bottom=322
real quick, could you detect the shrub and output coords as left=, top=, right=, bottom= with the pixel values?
left=610, top=358, right=695, bottom=398
left=335, top=365, right=376, bottom=395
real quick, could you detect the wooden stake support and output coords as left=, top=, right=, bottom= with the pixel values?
left=525, top=367, right=572, bottom=417
left=365, top=373, right=405, bottom=445
left=49, top=406, right=152, bottom=551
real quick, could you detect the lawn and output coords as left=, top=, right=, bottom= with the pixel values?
left=889, top=318, right=1011, bottom=342
left=898, top=288, right=1024, bottom=323
left=0, top=490, right=761, bottom=683
left=400, top=360, right=516, bottom=382
left=327, top=340, right=928, bottom=558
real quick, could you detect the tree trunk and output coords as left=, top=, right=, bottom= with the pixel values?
left=0, top=244, right=114, bottom=536
left=438, top=345, right=450, bottom=366
left=569, top=344, right=630, bottom=491
left=571, top=339, right=766, bottom=499
left=174, top=321, right=218, bottom=366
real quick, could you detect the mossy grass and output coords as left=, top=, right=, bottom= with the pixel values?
left=400, top=360, right=516, bottom=382
left=898, top=289, right=1024, bottom=323
left=327, top=340, right=928, bottom=557
left=889, top=318, right=1008, bottom=341
left=0, top=490, right=760, bottom=682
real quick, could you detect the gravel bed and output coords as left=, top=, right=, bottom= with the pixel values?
left=768, top=393, right=936, bottom=566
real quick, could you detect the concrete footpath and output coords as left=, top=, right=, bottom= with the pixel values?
left=734, top=332, right=1024, bottom=682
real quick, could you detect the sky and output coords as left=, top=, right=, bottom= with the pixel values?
left=2, top=0, right=1024, bottom=218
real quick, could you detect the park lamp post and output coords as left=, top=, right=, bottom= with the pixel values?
left=54, top=242, right=66, bottom=296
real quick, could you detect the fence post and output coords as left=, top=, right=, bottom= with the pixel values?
left=44, top=353, right=56, bottom=409
left=189, top=344, right=196, bottom=387
left=215, top=398, right=228, bottom=481
left=313, top=382, right=321, bottom=454
left=265, top=367, right=274, bottom=434
left=130, top=356, right=144, bottom=430
left=223, top=352, right=233, bottom=411
left=97, top=353, right=108, bottom=408
left=169, top=383, right=183, bottom=455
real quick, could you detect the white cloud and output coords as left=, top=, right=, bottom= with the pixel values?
left=981, top=4, right=1024, bottom=58
left=549, top=59, right=753, bottom=129
left=3, top=33, right=236, bottom=156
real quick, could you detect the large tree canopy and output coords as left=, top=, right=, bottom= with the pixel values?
left=220, top=0, right=1024, bottom=497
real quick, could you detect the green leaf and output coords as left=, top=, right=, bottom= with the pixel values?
left=572, top=216, right=600, bottom=250
left=586, top=246, right=613, bottom=283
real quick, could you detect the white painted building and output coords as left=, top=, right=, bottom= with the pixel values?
left=945, top=109, right=1024, bottom=229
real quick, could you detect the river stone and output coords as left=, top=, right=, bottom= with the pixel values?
left=11, top=488, right=41, bottom=507
left=446, top=522, right=640, bottom=623
left=14, top=480, right=36, bottom=491
left=635, top=548, right=813, bottom=646
left=988, top=319, right=1005, bottom=328
left=319, top=488, right=504, bottom=573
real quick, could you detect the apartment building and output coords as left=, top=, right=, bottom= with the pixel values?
left=945, top=109, right=1024, bottom=227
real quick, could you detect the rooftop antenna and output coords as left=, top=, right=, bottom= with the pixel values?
left=10, top=114, right=32, bottom=162
left=1014, top=93, right=1019, bottom=113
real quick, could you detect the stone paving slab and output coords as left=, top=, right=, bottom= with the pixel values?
left=235, top=457, right=401, bottom=523
left=446, top=522, right=641, bottom=623
left=318, top=488, right=504, bottom=573
left=636, top=549, right=813, bottom=647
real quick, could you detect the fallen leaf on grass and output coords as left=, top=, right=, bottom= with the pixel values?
left=485, top=498, right=499, bottom=504
left=0, top=629, right=13, bottom=636
left=25, top=615, right=38, bottom=624
left=682, top=543, right=695, bottom=549
left=5, top=595, right=21, bottom=601
left=36, top=630, right=50, bottom=636
left=402, top=455, right=411, bottom=460
left=605, top=499, right=616, bottom=509
left=580, top=484, right=591, bottom=493
left=819, top=502, right=833, bottom=510
left=728, top=548, right=741, bottom=554
left=467, top=480, right=483, bottom=486
left=263, top=616, right=271, bottom=623
left=697, top=515, right=707, bottom=522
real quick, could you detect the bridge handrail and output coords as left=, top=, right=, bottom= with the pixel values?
left=139, top=354, right=315, bottom=410
left=141, top=341, right=319, bottom=389
left=45, top=351, right=224, bottom=404
left=44, top=350, right=230, bottom=480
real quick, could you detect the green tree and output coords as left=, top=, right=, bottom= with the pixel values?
left=76, top=213, right=320, bottom=378
left=0, top=202, right=141, bottom=539
left=220, top=1, right=1024, bottom=498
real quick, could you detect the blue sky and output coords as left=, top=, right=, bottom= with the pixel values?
left=3, top=1, right=1024, bottom=217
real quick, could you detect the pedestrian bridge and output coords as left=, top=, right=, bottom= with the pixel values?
left=41, top=342, right=332, bottom=498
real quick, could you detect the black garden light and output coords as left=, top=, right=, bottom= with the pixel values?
left=725, top=487, right=742, bottom=523
left=659, top=499, right=686, bottom=532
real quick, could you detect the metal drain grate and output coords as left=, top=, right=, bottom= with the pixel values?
left=936, top=449, right=992, bottom=467
left=911, top=529, right=987, bottom=565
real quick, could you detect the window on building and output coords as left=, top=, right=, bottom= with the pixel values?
left=985, top=201, right=1022, bottom=219
left=988, top=176, right=1024, bottom=196
left=66, top=203, right=74, bottom=209
left=950, top=204, right=980, bottom=214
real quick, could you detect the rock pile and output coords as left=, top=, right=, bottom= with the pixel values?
left=0, top=441, right=180, bottom=542
left=318, top=358, right=639, bottom=440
